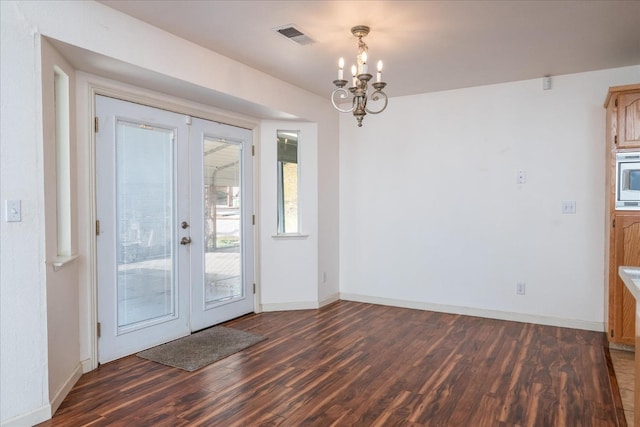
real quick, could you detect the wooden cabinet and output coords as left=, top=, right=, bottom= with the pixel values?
left=604, top=84, right=640, bottom=346
left=617, top=91, right=640, bottom=149
left=609, top=213, right=640, bottom=344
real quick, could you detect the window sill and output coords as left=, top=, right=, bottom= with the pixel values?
left=48, top=254, right=80, bottom=272
left=271, top=233, right=309, bottom=240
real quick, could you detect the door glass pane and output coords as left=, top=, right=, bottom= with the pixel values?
left=116, top=120, right=175, bottom=330
left=203, top=138, right=243, bottom=305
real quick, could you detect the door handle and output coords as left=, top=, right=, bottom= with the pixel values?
left=180, top=236, right=192, bottom=245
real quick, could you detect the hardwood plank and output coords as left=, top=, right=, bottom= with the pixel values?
left=37, top=301, right=621, bottom=426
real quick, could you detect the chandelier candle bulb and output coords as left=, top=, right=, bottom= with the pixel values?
left=351, top=65, right=357, bottom=86
left=338, top=58, right=344, bottom=80
left=377, top=60, right=383, bottom=82
left=361, top=51, right=368, bottom=74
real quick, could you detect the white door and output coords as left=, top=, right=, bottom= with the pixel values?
left=189, top=118, right=254, bottom=331
left=96, top=96, right=254, bottom=363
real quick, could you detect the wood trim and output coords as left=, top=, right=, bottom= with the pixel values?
left=604, top=84, right=640, bottom=108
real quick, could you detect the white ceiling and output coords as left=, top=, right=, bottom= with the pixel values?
left=98, top=0, right=640, bottom=99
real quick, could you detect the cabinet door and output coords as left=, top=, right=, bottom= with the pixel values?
left=617, top=91, right=640, bottom=149
left=611, top=213, right=640, bottom=345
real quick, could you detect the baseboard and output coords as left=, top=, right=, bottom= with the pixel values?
left=259, top=293, right=339, bottom=313
left=319, top=292, right=340, bottom=308
left=50, top=362, right=83, bottom=415
left=1, top=363, right=84, bottom=426
left=261, top=300, right=321, bottom=312
left=81, top=357, right=94, bottom=373
left=608, top=342, right=634, bottom=352
left=0, top=404, right=51, bottom=427
left=340, top=292, right=605, bottom=332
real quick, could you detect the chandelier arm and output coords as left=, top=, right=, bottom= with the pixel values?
left=331, top=88, right=357, bottom=113
left=364, top=90, right=389, bottom=114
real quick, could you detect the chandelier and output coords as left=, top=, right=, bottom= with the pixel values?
left=331, top=25, right=388, bottom=127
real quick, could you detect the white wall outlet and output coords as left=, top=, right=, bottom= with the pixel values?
left=5, top=200, right=21, bottom=222
left=561, top=200, right=576, bottom=214
left=516, top=282, right=526, bottom=295
left=517, top=170, right=526, bottom=184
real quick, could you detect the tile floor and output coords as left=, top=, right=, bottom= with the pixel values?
left=610, top=349, right=635, bottom=426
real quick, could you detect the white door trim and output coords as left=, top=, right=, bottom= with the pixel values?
left=76, top=72, right=261, bottom=371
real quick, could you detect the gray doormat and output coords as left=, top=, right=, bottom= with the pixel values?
left=136, top=326, right=267, bottom=371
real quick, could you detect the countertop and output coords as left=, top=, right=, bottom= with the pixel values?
left=619, top=266, right=640, bottom=302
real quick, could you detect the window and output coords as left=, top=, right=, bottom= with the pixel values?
left=277, top=130, right=299, bottom=234
left=54, top=66, right=71, bottom=256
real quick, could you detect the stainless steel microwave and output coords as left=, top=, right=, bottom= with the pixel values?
left=616, top=152, right=640, bottom=210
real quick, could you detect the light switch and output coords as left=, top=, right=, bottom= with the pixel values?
left=5, top=200, right=21, bottom=222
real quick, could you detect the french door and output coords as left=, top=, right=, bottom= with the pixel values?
left=189, top=117, right=254, bottom=331
left=96, top=95, right=253, bottom=363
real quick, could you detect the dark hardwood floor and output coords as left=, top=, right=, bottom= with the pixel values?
left=38, top=301, right=623, bottom=426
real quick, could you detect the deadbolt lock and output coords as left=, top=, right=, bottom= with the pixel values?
left=181, top=221, right=189, bottom=229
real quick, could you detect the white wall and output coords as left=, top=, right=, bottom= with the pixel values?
left=317, top=122, right=341, bottom=306
left=259, top=122, right=320, bottom=310
left=340, top=66, right=640, bottom=330
left=41, top=38, right=82, bottom=415
left=0, top=3, right=51, bottom=424
left=0, top=1, right=339, bottom=424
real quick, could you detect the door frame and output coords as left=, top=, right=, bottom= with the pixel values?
left=78, top=73, right=262, bottom=370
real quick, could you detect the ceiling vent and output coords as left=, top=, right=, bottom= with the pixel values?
left=273, top=24, right=315, bottom=46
